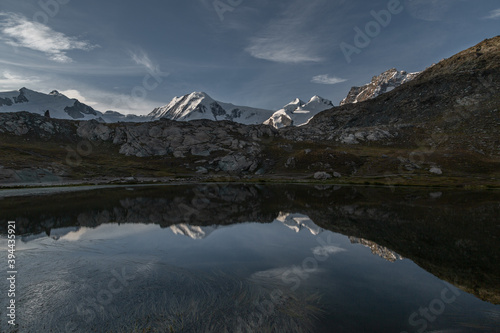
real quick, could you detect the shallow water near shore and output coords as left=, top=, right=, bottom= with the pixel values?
left=1, top=184, right=499, bottom=332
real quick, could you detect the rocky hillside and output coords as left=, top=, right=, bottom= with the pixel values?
left=281, top=36, right=500, bottom=180
left=0, top=36, right=498, bottom=186
left=340, top=68, right=419, bottom=105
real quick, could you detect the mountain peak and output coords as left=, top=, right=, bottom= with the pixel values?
left=290, top=98, right=304, bottom=105
left=307, top=95, right=333, bottom=106
left=188, top=91, right=210, bottom=99
left=49, top=90, right=65, bottom=97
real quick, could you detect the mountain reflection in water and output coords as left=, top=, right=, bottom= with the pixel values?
left=0, top=184, right=499, bottom=332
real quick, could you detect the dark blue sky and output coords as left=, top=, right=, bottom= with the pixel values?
left=0, top=0, right=498, bottom=114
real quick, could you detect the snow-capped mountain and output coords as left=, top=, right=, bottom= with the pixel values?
left=149, top=92, right=274, bottom=125
left=0, top=88, right=103, bottom=120
left=264, top=95, right=334, bottom=129
left=340, top=68, right=420, bottom=105
left=0, top=87, right=153, bottom=123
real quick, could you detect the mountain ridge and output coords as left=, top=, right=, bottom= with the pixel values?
left=0, top=65, right=418, bottom=127
left=340, top=68, right=420, bottom=105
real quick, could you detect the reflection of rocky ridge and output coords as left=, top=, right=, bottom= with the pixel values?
left=1, top=184, right=499, bottom=304
left=169, top=213, right=324, bottom=240
left=20, top=227, right=80, bottom=242
left=349, top=236, right=404, bottom=262
left=276, top=212, right=323, bottom=235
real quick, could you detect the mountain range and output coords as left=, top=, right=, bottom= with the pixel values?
left=0, top=67, right=419, bottom=128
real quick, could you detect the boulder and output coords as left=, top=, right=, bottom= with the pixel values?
left=314, top=172, right=332, bottom=180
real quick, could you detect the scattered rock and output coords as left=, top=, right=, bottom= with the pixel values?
left=314, top=172, right=332, bottom=180
left=285, top=157, right=296, bottom=168
left=430, top=192, right=443, bottom=199
left=430, top=167, right=443, bottom=175
left=196, top=167, right=208, bottom=174
left=173, top=151, right=186, bottom=158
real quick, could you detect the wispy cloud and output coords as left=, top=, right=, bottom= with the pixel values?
left=0, top=71, right=40, bottom=90
left=0, top=12, right=97, bottom=63
left=311, top=74, right=347, bottom=85
left=129, top=49, right=156, bottom=72
left=246, top=38, right=323, bottom=63
left=128, top=48, right=169, bottom=79
left=245, top=0, right=325, bottom=63
left=484, top=8, right=500, bottom=19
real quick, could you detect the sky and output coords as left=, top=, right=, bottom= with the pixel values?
left=0, top=0, right=498, bottom=115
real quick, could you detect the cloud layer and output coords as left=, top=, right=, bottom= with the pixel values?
left=246, top=37, right=323, bottom=63
left=0, top=12, right=97, bottom=63
left=245, top=0, right=325, bottom=63
left=0, top=71, right=40, bottom=90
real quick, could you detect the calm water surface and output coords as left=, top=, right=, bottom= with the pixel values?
left=0, top=184, right=499, bottom=332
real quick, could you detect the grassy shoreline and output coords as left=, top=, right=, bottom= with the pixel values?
left=0, top=174, right=498, bottom=192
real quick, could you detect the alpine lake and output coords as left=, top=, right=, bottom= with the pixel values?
left=1, top=184, right=499, bottom=332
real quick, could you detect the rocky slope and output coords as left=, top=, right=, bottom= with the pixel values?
left=340, top=68, right=419, bottom=105
left=280, top=36, right=500, bottom=180
left=0, top=110, right=277, bottom=182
